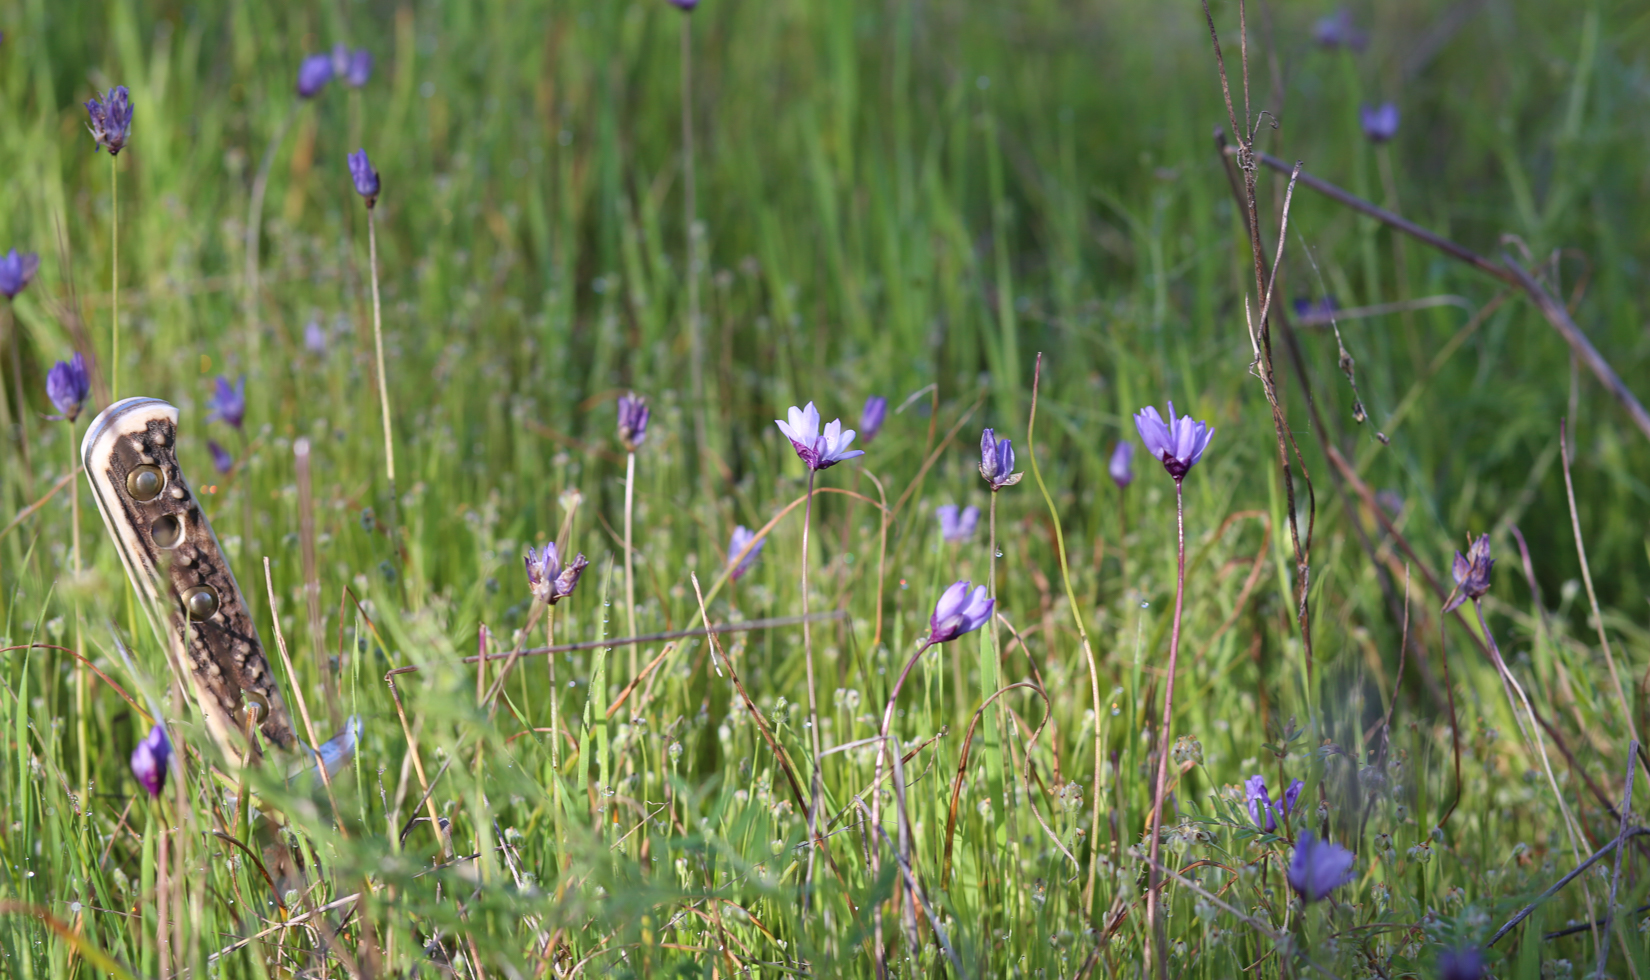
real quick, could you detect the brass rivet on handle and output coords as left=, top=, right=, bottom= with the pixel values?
left=183, top=586, right=220, bottom=621
left=126, top=465, right=165, bottom=501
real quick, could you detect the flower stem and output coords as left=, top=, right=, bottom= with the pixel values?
left=625, top=450, right=638, bottom=681
left=1146, top=475, right=1187, bottom=980
left=800, top=467, right=821, bottom=907
left=871, top=636, right=934, bottom=977
left=682, top=16, right=712, bottom=506
left=546, top=609, right=558, bottom=768
left=367, top=207, right=398, bottom=517
left=110, top=154, right=119, bottom=401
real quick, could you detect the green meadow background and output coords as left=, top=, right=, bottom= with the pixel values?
left=1, top=0, right=1648, bottom=976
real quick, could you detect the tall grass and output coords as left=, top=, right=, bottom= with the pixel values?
left=1, top=0, right=1649, bottom=976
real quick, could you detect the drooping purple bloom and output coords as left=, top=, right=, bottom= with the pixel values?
left=45, top=353, right=91, bottom=422
left=297, top=54, right=334, bottom=99
left=332, top=45, right=373, bottom=88
left=345, top=49, right=373, bottom=88
left=667, top=0, right=699, bottom=10
left=1438, top=947, right=1485, bottom=980
left=859, top=396, right=888, bottom=445
left=1109, top=441, right=1134, bottom=489
left=1360, top=102, right=1400, bottom=144
left=1443, top=534, right=1493, bottom=613
left=1244, top=775, right=1305, bottom=832
left=85, top=86, right=133, bottom=156
left=936, top=504, right=980, bottom=544
left=525, top=542, right=589, bottom=606
left=978, top=428, right=1021, bottom=490
left=1133, top=402, right=1214, bottom=480
left=1292, top=295, right=1340, bottom=321
left=130, top=722, right=171, bottom=798
left=928, top=580, right=994, bottom=644
left=207, top=440, right=234, bottom=475
left=1287, top=832, right=1356, bottom=902
left=776, top=402, right=864, bottom=471
left=209, top=375, right=246, bottom=431
left=348, top=149, right=380, bottom=208
left=617, top=393, right=650, bottom=452
left=0, top=249, right=40, bottom=299
left=728, top=525, right=764, bottom=581
left=304, top=320, right=328, bottom=355
left=1312, top=9, right=1367, bottom=51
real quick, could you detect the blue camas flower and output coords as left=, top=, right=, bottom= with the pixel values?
left=333, top=45, right=373, bottom=88
left=928, top=580, right=994, bottom=644
left=526, top=542, right=589, bottom=606
left=348, top=149, right=380, bottom=207
left=1244, top=775, right=1304, bottom=833
left=776, top=402, right=864, bottom=471
left=0, top=249, right=39, bottom=299
left=130, top=722, right=171, bottom=798
left=978, top=428, right=1021, bottom=490
left=297, top=53, right=334, bottom=98
left=1443, top=534, right=1493, bottom=613
left=617, top=393, right=650, bottom=452
left=85, top=86, right=133, bottom=156
left=1438, top=948, right=1485, bottom=980
left=1133, top=402, right=1213, bottom=480
left=1360, top=102, right=1400, bottom=143
left=210, top=375, right=246, bottom=430
left=45, top=353, right=91, bottom=422
left=728, top=526, right=764, bottom=581
left=859, top=396, right=888, bottom=445
left=936, top=504, right=979, bottom=544
left=208, top=440, right=234, bottom=475
left=1109, top=441, right=1134, bottom=489
left=1286, top=832, right=1356, bottom=903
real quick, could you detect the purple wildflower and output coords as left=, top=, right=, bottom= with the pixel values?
left=775, top=402, right=864, bottom=471
left=304, top=320, right=328, bottom=355
left=978, top=428, right=1022, bottom=490
left=928, top=580, right=994, bottom=644
left=1438, top=948, right=1485, bottom=980
left=1292, top=295, right=1340, bottom=321
left=85, top=86, right=133, bottom=156
left=345, top=49, right=373, bottom=88
left=1286, top=832, right=1356, bottom=903
left=617, top=393, right=650, bottom=452
left=209, top=375, right=246, bottom=431
left=207, top=440, right=234, bottom=475
left=348, top=149, right=380, bottom=208
left=130, top=722, right=171, bottom=798
left=1133, top=402, right=1214, bottom=480
left=1443, top=534, right=1493, bottom=613
left=525, top=542, right=589, bottom=606
left=1244, top=775, right=1305, bottom=832
left=728, top=525, right=764, bottom=581
left=668, top=0, right=699, bottom=10
left=859, top=396, right=888, bottom=445
left=297, top=54, right=334, bottom=99
left=0, top=249, right=40, bottom=299
left=936, top=504, right=980, bottom=544
left=332, top=45, right=373, bottom=88
left=45, top=353, right=91, bottom=422
left=1312, top=9, right=1367, bottom=51
left=1109, top=441, right=1134, bottom=489
left=1360, top=102, right=1400, bottom=143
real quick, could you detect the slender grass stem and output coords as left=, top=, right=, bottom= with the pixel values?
left=367, top=207, right=398, bottom=512
left=1145, top=475, right=1186, bottom=980
left=109, top=156, right=118, bottom=401
left=682, top=15, right=710, bottom=504
left=800, top=467, right=821, bottom=907
left=624, top=450, right=637, bottom=680
left=245, top=107, right=295, bottom=369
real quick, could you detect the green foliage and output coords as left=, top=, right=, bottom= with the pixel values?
left=1, top=0, right=1648, bottom=976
